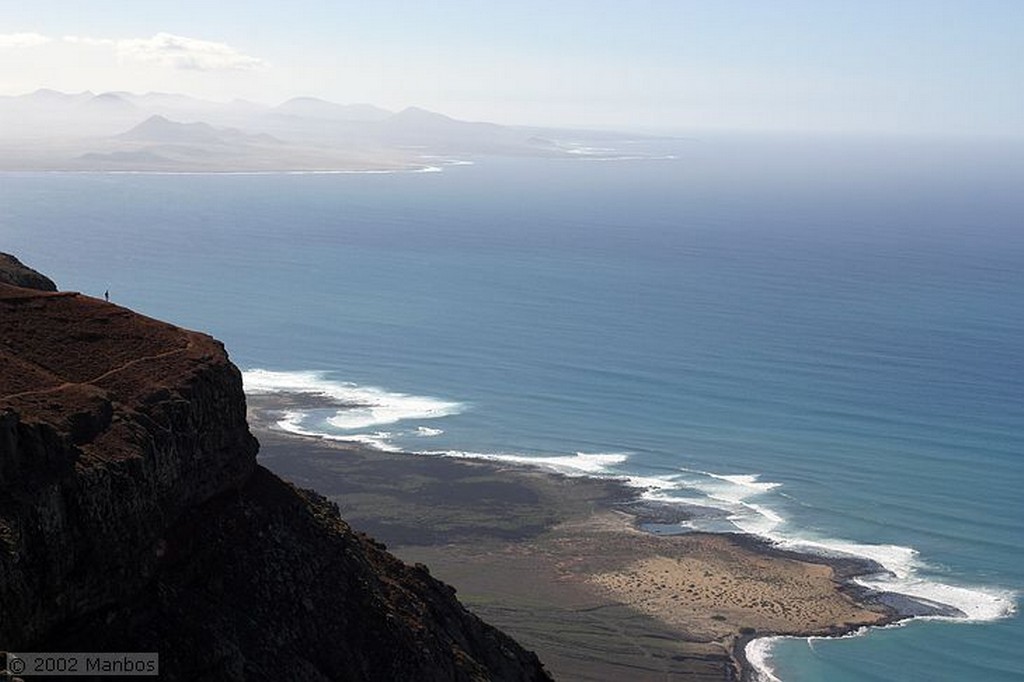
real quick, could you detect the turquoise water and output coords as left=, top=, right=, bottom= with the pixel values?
left=2, top=134, right=1021, bottom=680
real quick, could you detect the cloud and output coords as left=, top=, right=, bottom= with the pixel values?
left=63, top=35, right=116, bottom=47
left=0, top=32, right=51, bottom=48
left=114, top=33, right=265, bottom=71
left=4, top=31, right=264, bottom=71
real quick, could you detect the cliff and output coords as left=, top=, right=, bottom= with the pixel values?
left=0, top=255, right=551, bottom=681
left=0, top=253, right=56, bottom=292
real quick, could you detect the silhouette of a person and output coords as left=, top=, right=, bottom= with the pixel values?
left=104, top=289, right=109, bottom=302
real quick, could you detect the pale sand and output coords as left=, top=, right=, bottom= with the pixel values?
left=586, top=530, right=887, bottom=643
left=533, top=510, right=887, bottom=647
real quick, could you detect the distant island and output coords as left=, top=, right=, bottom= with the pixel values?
left=0, top=89, right=664, bottom=172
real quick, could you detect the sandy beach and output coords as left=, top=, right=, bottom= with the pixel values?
left=249, top=395, right=901, bottom=681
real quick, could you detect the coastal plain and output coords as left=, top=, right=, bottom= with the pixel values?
left=251, top=396, right=895, bottom=681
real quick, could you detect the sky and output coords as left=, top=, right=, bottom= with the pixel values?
left=1, top=1, right=1022, bottom=136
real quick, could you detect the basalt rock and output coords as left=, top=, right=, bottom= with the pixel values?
left=0, top=253, right=57, bottom=292
left=0, top=262, right=550, bottom=682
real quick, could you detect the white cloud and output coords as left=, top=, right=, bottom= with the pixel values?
left=0, top=32, right=51, bottom=48
left=63, top=35, right=116, bottom=47
left=115, top=33, right=265, bottom=71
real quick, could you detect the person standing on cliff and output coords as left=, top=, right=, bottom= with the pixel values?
left=104, top=289, right=109, bottom=302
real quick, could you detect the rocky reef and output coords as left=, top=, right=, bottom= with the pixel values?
left=0, top=254, right=550, bottom=681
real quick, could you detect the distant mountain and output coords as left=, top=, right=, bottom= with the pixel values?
left=378, top=106, right=512, bottom=149
left=129, top=91, right=212, bottom=109
left=20, top=88, right=96, bottom=104
left=0, top=88, right=660, bottom=171
left=78, top=149, right=176, bottom=165
left=386, top=106, right=462, bottom=127
left=272, top=97, right=392, bottom=122
left=81, top=92, right=139, bottom=113
left=117, top=115, right=281, bottom=146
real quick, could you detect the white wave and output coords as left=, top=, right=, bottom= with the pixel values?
left=776, top=536, right=919, bottom=579
left=44, top=166, right=445, bottom=176
left=270, top=410, right=394, bottom=449
left=275, top=410, right=314, bottom=436
left=730, top=501, right=786, bottom=536
left=344, top=432, right=403, bottom=452
left=564, top=145, right=615, bottom=155
left=243, top=369, right=462, bottom=431
left=745, top=637, right=784, bottom=682
left=855, top=575, right=1017, bottom=622
left=748, top=627, right=881, bottom=682
left=415, top=426, right=444, bottom=437
left=326, top=396, right=459, bottom=430
left=575, top=154, right=679, bottom=162
left=244, top=368, right=342, bottom=395
left=642, top=466, right=1017, bottom=627
left=624, top=474, right=682, bottom=492
left=706, top=472, right=782, bottom=494
left=669, top=470, right=787, bottom=535
left=421, top=449, right=630, bottom=476
left=765, top=534, right=1016, bottom=623
left=417, top=156, right=475, bottom=167
left=553, top=142, right=676, bottom=162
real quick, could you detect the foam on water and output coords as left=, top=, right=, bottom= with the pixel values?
left=855, top=576, right=1017, bottom=622
left=552, top=142, right=678, bottom=162
left=420, top=450, right=631, bottom=477
left=576, top=154, right=680, bottom=162
left=275, top=410, right=317, bottom=437
left=417, top=156, right=476, bottom=167
left=325, top=396, right=459, bottom=430
left=756, top=531, right=1016, bottom=624
left=343, top=432, right=404, bottom=452
left=42, top=166, right=446, bottom=176
left=706, top=472, right=782, bottom=494
left=270, top=411, right=400, bottom=452
left=745, top=637, right=784, bottom=682
left=243, top=369, right=463, bottom=431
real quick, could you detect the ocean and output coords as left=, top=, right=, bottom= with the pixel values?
left=2, top=133, right=1021, bottom=681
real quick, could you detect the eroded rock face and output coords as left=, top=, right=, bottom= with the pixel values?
left=0, top=253, right=57, bottom=291
left=0, top=274, right=550, bottom=681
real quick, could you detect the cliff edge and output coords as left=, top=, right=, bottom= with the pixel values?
left=0, top=253, right=56, bottom=292
left=0, top=255, right=550, bottom=681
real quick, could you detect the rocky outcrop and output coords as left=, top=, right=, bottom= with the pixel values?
left=0, top=253, right=57, bottom=291
left=0, top=259, right=550, bottom=681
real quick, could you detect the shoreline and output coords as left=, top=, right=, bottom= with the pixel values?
left=247, top=394, right=940, bottom=681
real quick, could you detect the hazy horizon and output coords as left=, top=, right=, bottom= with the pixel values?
left=2, top=1, right=1022, bottom=137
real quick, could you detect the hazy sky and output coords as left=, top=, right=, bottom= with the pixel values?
left=2, top=1, right=1021, bottom=135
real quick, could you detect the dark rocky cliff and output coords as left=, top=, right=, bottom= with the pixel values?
left=0, top=255, right=551, bottom=681
left=0, top=253, right=56, bottom=292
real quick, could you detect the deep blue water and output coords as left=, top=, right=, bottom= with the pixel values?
left=2, top=134, right=1022, bottom=681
